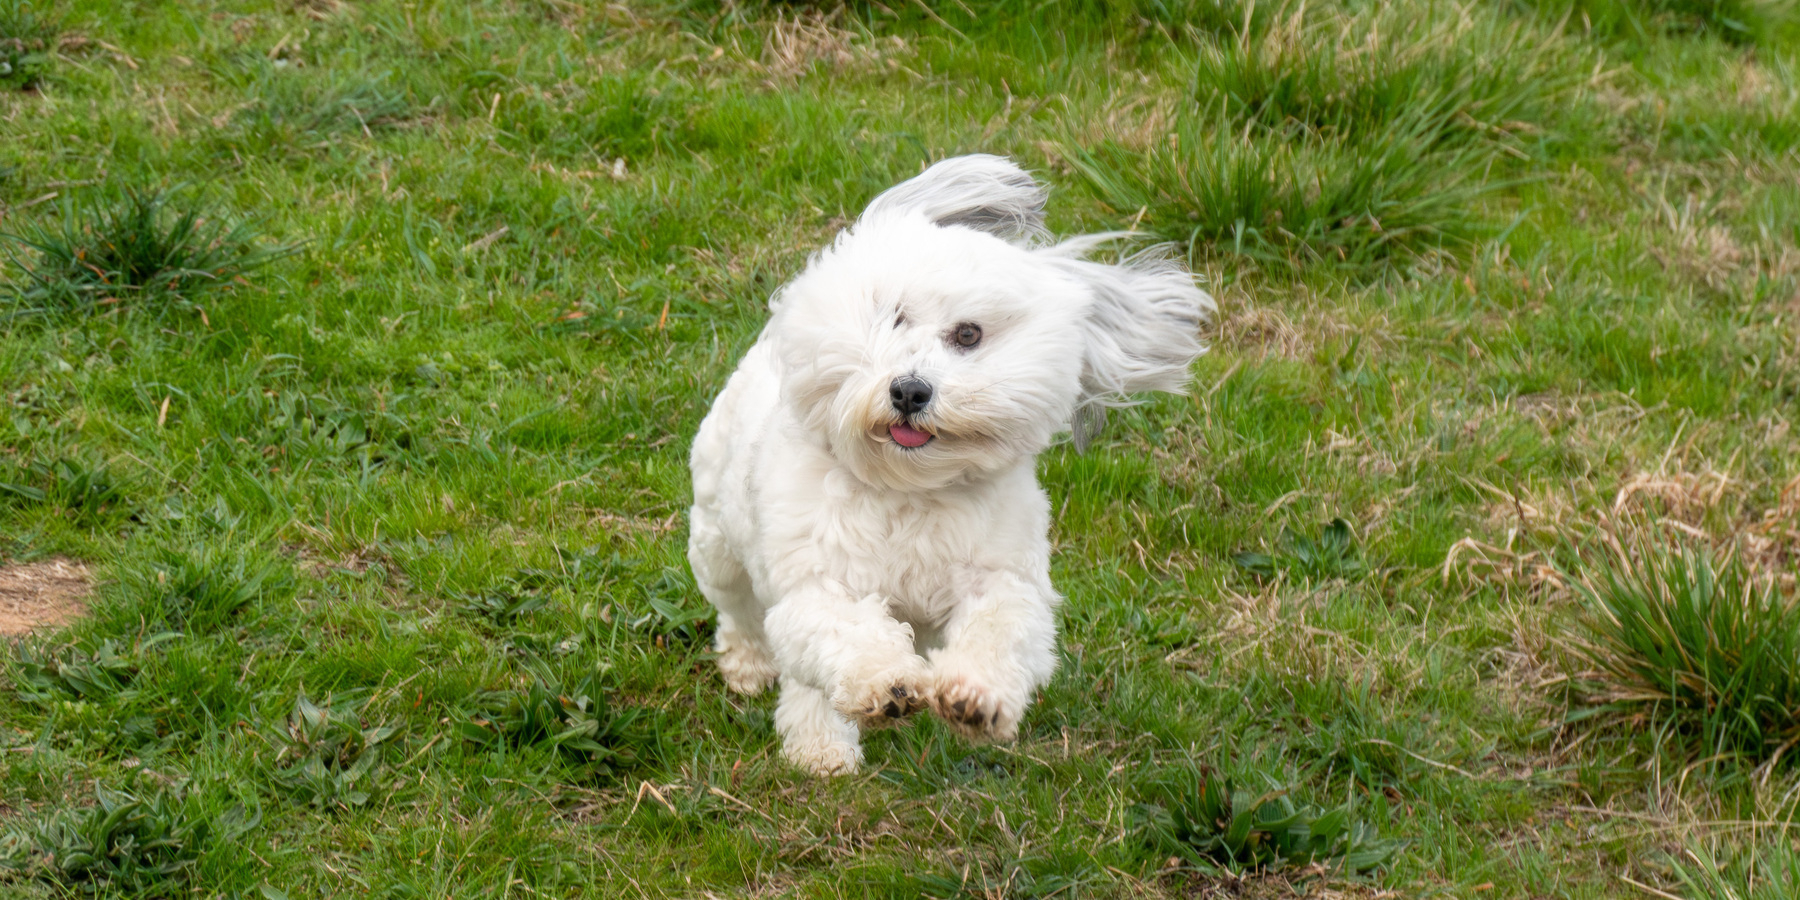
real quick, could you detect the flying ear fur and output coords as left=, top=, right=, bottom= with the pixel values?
left=1045, top=238, right=1213, bottom=450
left=860, top=154, right=1048, bottom=242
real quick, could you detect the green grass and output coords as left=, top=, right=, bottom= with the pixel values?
left=0, top=0, right=57, bottom=91
left=1568, top=535, right=1800, bottom=767
left=2, top=185, right=293, bottom=318
left=1672, top=838, right=1800, bottom=900
left=1132, top=767, right=1401, bottom=876
left=0, top=781, right=232, bottom=897
left=0, top=0, right=1797, bottom=896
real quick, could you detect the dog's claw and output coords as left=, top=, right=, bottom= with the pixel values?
left=836, top=667, right=931, bottom=728
left=931, top=677, right=1018, bottom=742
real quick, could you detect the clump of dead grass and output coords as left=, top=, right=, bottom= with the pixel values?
left=1201, top=583, right=1402, bottom=699
left=1744, top=474, right=1800, bottom=574
left=1613, top=465, right=1740, bottom=532
left=760, top=11, right=910, bottom=83
left=1217, top=306, right=1307, bottom=359
left=1210, top=288, right=1355, bottom=362
left=1454, top=455, right=1800, bottom=620
left=1063, top=91, right=1184, bottom=156
left=1649, top=189, right=1750, bottom=294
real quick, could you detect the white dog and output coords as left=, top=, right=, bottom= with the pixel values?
left=687, top=155, right=1212, bottom=775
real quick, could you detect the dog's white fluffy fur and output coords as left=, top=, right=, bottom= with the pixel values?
left=687, top=155, right=1212, bottom=775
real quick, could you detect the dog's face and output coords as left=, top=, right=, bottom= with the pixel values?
left=761, top=156, right=1211, bottom=492
left=771, top=218, right=1091, bottom=491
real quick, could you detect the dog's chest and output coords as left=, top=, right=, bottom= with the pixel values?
left=811, top=489, right=995, bottom=621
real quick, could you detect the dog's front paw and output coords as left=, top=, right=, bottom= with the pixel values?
left=833, top=660, right=932, bottom=729
left=931, top=674, right=1022, bottom=743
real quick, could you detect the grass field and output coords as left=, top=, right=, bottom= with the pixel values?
left=2, top=0, right=1799, bottom=896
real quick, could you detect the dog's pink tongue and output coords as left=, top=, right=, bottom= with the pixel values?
left=889, top=424, right=933, bottom=448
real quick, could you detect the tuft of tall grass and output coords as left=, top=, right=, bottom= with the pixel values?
left=1073, top=103, right=1503, bottom=272
left=1072, top=2, right=1584, bottom=274
left=0, top=0, right=57, bottom=91
left=1195, top=6, right=1573, bottom=150
left=117, top=542, right=297, bottom=635
left=2, top=187, right=293, bottom=318
left=1568, top=536, right=1800, bottom=765
left=1669, top=838, right=1800, bottom=899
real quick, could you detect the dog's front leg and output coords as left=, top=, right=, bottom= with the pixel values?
left=764, top=586, right=932, bottom=775
left=929, top=570, right=1059, bottom=742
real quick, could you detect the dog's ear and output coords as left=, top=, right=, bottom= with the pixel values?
left=860, top=154, right=1047, bottom=242
left=1053, top=243, right=1213, bottom=450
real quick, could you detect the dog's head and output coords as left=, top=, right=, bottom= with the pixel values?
left=765, top=155, right=1213, bottom=492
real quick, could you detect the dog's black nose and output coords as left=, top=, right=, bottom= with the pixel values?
left=889, top=376, right=933, bottom=415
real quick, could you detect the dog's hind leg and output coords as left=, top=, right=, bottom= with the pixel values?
left=775, top=680, right=862, bottom=776
left=689, top=510, right=777, bottom=695
left=715, top=607, right=778, bottom=696
left=714, top=598, right=778, bottom=696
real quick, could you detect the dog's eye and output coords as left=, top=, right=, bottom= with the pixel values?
left=952, top=323, right=982, bottom=348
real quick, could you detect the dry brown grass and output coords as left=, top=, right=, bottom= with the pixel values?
left=1319, top=427, right=1400, bottom=478
left=1649, top=190, right=1750, bottom=293
left=1065, top=91, right=1182, bottom=156
left=1465, top=459, right=1797, bottom=582
left=760, top=10, right=911, bottom=83
left=288, top=0, right=345, bottom=19
left=1612, top=465, right=1740, bottom=531
left=1744, top=474, right=1800, bottom=574
left=1211, top=289, right=1356, bottom=362
left=1218, top=306, right=1309, bottom=360
left=1197, top=583, right=1436, bottom=709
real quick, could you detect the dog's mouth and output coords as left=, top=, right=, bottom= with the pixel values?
left=875, top=422, right=936, bottom=449
left=890, top=423, right=934, bottom=448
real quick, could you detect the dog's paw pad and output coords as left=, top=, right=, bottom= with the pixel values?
left=943, top=694, right=986, bottom=727
left=932, top=679, right=1017, bottom=742
left=836, top=671, right=930, bottom=728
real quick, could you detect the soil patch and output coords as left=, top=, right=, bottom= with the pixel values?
left=0, top=557, right=93, bottom=636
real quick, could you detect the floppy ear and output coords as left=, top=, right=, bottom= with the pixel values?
left=1047, top=241, right=1213, bottom=450
left=860, top=154, right=1048, bottom=242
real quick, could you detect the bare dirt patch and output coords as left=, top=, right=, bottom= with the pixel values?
left=0, top=557, right=93, bottom=636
